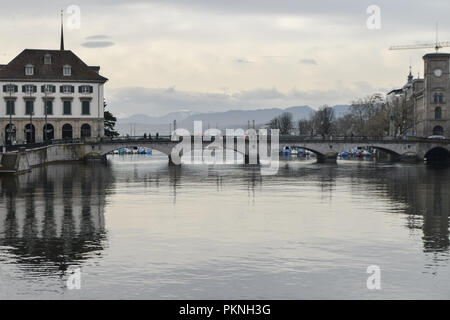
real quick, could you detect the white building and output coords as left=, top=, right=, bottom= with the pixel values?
left=0, top=26, right=108, bottom=145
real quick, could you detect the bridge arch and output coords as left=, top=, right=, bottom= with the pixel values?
left=366, top=145, right=402, bottom=161
left=282, top=144, right=325, bottom=157
left=100, top=144, right=172, bottom=156
left=424, top=147, right=450, bottom=164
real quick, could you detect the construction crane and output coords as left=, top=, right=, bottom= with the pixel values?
left=389, top=23, right=450, bottom=52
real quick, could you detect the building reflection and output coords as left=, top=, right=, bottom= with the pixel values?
left=349, top=165, right=450, bottom=254
left=0, top=163, right=114, bottom=271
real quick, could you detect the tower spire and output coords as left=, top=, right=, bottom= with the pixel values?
left=60, top=10, right=64, bottom=51
left=408, top=65, right=413, bottom=83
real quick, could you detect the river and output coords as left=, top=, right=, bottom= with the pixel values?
left=0, top=154, right=449, bottom=299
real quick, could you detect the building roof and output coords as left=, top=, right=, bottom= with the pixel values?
left=0, top=49, right=108, bottom=83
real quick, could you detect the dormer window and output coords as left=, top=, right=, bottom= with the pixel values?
left=25, top=64, right=34, bottom=76
left=63, top=65, right=72, bottom=76
left=44, top=54, right=52, bottom=65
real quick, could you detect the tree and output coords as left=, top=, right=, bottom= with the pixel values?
left=313, top=105, right=335, bottom=137
left=267, top=112, right=294, bottom=135
left=278, top=112, right=294, bottom=135
left=298, top=118, right=313, bottom=135
left=104, top=101, right=119, bottom=137
left=347, top=96, right=389, bottom=137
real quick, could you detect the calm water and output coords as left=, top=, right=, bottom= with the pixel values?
left=0, top=153, right=449, bottom=299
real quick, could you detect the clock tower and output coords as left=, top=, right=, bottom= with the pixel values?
left=420, top=53, right=450, bottom=137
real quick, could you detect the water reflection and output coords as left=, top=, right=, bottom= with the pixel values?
left=0, top=157, right=449, bottom=298
left=0, top=164, right=113, bottom=272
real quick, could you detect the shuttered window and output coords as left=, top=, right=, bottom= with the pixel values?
left=60, top=85, right=75, bottom=94
left=44, top=100, right=53, bottom=115
left=22, top=85, right=37, bottom=93
left=41, top=85, right=56, bottom=93
left=25, top=100, right=34, bottom=115
left=6, top=100, right=15, bottom=115
left=3, top=85, right=18, bottom=93
left=82, top=101, right=90, bottom=115
left=63, top=101, right=72, bottom=115
left=79, top=85, right=93, bottom=94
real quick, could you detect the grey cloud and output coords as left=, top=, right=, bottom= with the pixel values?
left=299, top=58, right=317, bottom=65
left=81, top=41, right=115, bottom=48
left=235, top=58, right=252, bottom=64
left=85, top=34, right=109, bottom=40
left=107, top=84, right=381, bottom=117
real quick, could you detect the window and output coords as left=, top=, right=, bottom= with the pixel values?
left=25, top=64, right=34, bottom=76
left=41, top=85, right=56, bottom=93
left=79, top=85, right=93, bottom=94
left=22, top=85, right=37, bottom=93
left=435, top=107, right=442, bottom=120
left=433, top=92, right=444, bottom=103
left=433, top=126, right=444, bottom=136
left=44, top=54, right=51, bottom=65
left=3, top=84, right=18, bottom=93
left=60, top=85, right=74, bottom=94
left=6, top=100, right=15, bottom=115
left=82, top=100, right=90, bottom=115
left=25, top=100, right=34, bottom=115
left=63, top=100, right=72, bottom=115
left=63, top=65, right=72, bottom=76
left=44, top=100, right=53, bottom=115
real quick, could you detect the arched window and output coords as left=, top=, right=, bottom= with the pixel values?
left=43, top=123, right=54, bottom=141
left=433, top=125, right=444, bottom=136
left=5, top=123, right=16, bottom=145
left=435, top=107, right=442, bottom=120
left=62, top=123, right=73, bottom=140
left=25, top=124, right=35, bottom=143
left=81, top=123, right=91, bottom=139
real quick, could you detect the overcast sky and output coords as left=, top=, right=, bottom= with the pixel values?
left=0, top=0, right=449, bottom=117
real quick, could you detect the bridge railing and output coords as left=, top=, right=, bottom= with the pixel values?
left=1, top=134, right=446, bottom=154
left=1, top=138, right=83, bottom=153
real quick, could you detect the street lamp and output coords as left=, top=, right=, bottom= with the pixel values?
left=26, top=86, right=34, bottom=143
left=44, top=86, right=48, bottom=142
left=7, top=83, right=13, bottom=145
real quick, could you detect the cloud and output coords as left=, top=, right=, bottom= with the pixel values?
left=299, top=58, right=317, bottom=65
left=106, top=84, right=382, bottom=117
left=85, top=34, right=110, bottom=40
left=81, top=41, right=115, bottom=48
left=235, top=58, right=252, bottom=64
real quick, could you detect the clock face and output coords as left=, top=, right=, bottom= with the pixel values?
left=434, top=68, right=442, bottom=77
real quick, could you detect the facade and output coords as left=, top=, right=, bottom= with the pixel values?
left=0, top=48, right=107, bottom=145
left=387, top=53, right=450, bottom=138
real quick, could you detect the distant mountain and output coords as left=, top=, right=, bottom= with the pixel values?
left=118, top=110, right=195, bottom=125
left=116, top=105, right=350, bottom=135
left=180, top=106, right=314, bottom=128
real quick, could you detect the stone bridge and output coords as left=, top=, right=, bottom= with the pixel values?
left=80, top=135, right=450, bottom=164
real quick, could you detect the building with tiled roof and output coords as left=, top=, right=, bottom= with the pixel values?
left=0, top=19, right=108, bottom=145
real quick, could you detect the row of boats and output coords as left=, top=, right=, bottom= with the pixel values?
left=282, top=146, right=373, bottom=159
left=113, top=147, right=152, bottom=155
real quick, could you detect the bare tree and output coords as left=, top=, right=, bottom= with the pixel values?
left=298, top=118, right=313, bottom=135
left=313, top=105, right=335, bottom=138
left=268, top=112, right=294, bottom=135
